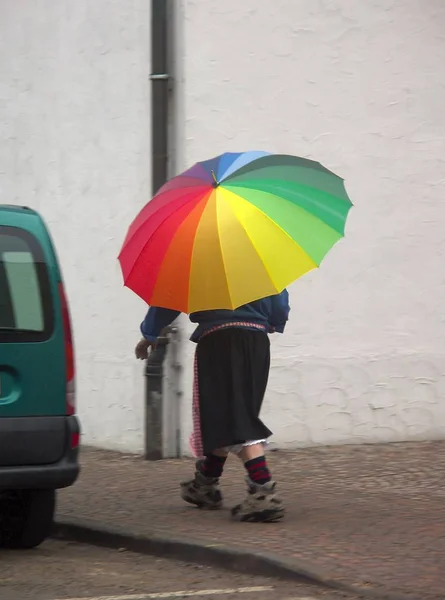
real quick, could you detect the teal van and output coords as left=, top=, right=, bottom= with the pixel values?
left=0, top=205, right=80, bottom=549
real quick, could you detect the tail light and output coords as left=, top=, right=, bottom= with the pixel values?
left=59, top=282, right=76, bottom=416
left=71, top=431, right=80, bottom=449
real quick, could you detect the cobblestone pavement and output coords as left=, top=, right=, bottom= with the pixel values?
left=57, top=441, right=445, bottom=599
left=0, top=539, right=363, bottom=600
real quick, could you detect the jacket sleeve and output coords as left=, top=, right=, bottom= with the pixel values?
left=140, top=307, right=181, bottom=342
left=269, top=289, right=290, bottom=333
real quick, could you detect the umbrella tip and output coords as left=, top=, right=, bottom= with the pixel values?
left=211, top=169, right=219, bottom=187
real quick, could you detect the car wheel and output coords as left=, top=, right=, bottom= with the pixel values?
left=0, top=489, right=56, bottom=549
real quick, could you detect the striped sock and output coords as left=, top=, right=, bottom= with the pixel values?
left=245, top=456, right=271, bottom=485
left=200, top=453, right=227, bottom=479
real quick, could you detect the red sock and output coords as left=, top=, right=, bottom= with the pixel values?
left=245, top=456, right=271, bottom=485
left=200, top=453, right=227, bottom=478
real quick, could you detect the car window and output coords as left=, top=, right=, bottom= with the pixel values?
left=0, top=226, right=53, bottom=342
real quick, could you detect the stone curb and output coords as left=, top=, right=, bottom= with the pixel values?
left=54, top=517, right=413, bottom=600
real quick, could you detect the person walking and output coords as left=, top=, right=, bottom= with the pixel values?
left=135, top=290, right=290, bottom=522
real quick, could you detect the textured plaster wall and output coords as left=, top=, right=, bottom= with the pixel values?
left=0, top=1, right=151, bottom=451
left=175, top=0, right=445, bottom=453
left=2, top=0, right=445, bottom=455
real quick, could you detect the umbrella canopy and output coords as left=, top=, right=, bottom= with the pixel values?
left=118, top=152, right=353, bottom=313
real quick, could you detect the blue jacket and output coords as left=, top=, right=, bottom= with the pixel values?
left=141, top=290, right=290, bottom=343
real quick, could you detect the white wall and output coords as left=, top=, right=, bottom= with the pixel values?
left=176, top=0, right=445, bottom=453
left=3, top=0, right=445, bottom=455
left=0, top=0, right=151, bottom=452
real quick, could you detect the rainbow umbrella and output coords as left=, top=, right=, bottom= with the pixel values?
left=118, top=152, right=353, bottom=313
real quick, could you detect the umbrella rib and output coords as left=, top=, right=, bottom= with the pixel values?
left=122, top=185, right=210, bottom=252
left=214, top=191, right=232, bottom=307
left=217, top=192, right=281, bottom=292
left=225, top=181, right=350, bottom=238
left=239, top=188, right=346, bottom=266
left=222, top=159, right=342, bottom=186
left=121, top=191, right=210, bottom=286
left=155, top=175, right=211, bottom=194
left=221, top=188, right=319, bottom=277
left=233, top=179, right=350, bottom=216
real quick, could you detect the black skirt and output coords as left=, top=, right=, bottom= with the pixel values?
left=196, top=327, right=272, bottom=455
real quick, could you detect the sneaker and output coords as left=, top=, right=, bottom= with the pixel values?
left=180, top=460, right=223, bottom=510
left=231, top=479, right=284, bottom=522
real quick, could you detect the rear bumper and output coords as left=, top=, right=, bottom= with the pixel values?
left=0, top=416, right=80, bottom=491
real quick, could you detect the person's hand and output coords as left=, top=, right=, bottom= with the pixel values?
left=135, top=338, right=153, bottom=360
left=268, top=326, right=276, bottom=334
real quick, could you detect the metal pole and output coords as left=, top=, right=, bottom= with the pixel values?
left=150, top=0, right=169, bottom=195
left=144, top=0, right=171, bottom=460
left=144, top=334, right=169, bottom=460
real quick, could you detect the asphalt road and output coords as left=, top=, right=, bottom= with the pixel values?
left=0, top=540, right=364, bottom=600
